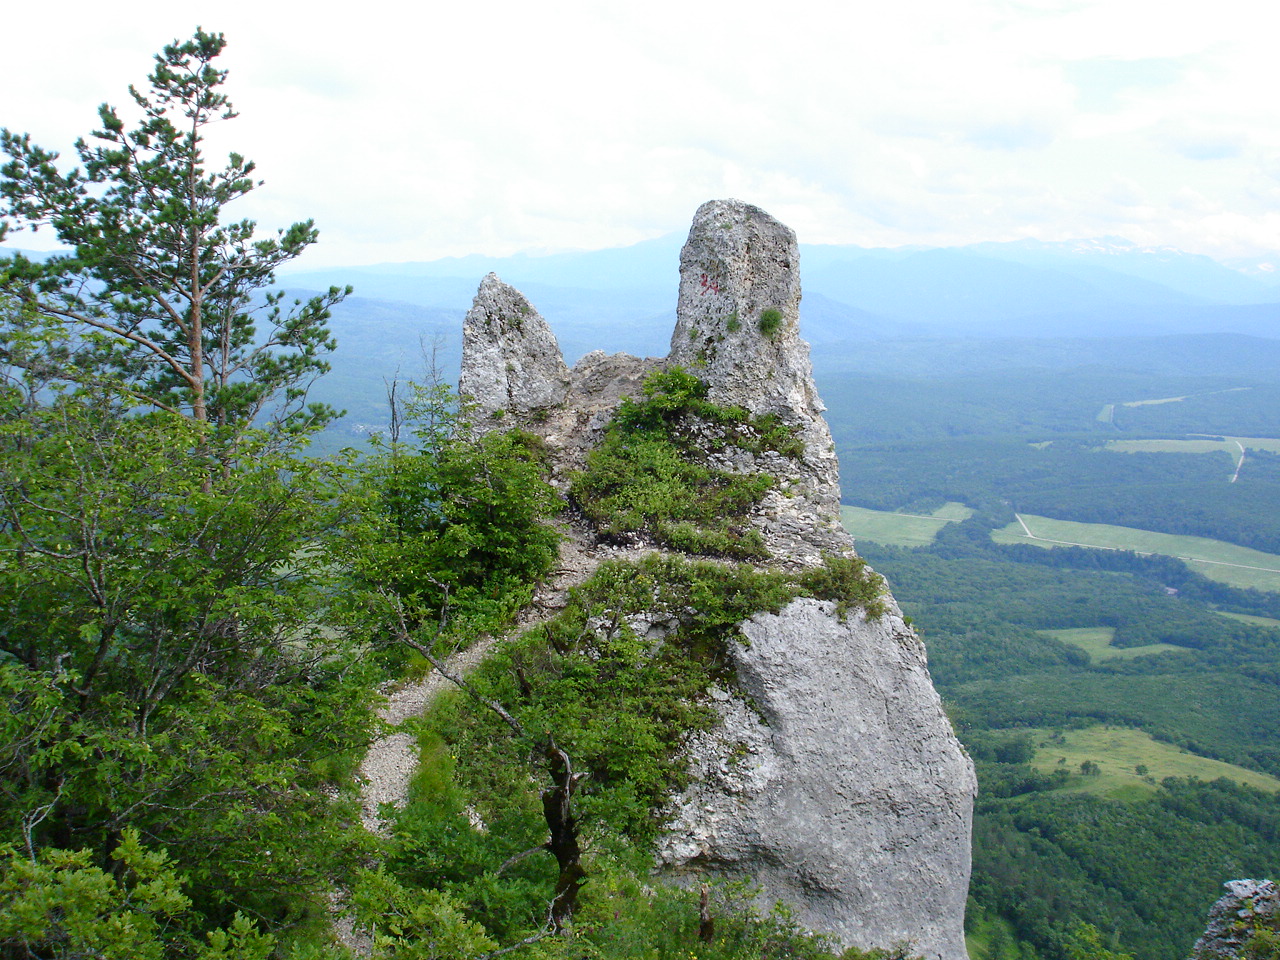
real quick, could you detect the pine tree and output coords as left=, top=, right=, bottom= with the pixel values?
left=0, top=28, right=349, bottom=449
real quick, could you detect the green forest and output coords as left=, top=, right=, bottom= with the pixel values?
left=828, top=332, right=1280, bottom=958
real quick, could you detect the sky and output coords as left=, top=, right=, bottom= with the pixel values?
left=3, top=0, right=1279, bottom=269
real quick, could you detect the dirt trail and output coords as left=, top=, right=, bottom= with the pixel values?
left=357, top=528, right=608, bottom=836
left=332, top=525, right=640, bottom=952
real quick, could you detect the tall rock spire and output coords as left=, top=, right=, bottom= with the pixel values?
left=453, top=204, right=975, bottom=960
left=669, top=199, right=841, bottom=516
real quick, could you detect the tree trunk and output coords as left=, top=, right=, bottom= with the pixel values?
left=542, top=737, right=585, bottom=933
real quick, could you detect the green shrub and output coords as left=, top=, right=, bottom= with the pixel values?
left=797, top=554, right=888, bottom=620
left=342, top=419, right=561, bottom=639
left=759, top=308, right=785, bottom=338
left=570, top=368, right=801, bottom=558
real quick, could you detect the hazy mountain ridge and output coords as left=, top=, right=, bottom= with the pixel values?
left=285, top=234, right=1279, bottom=358
left=294, top=233, right=1277, bottom=442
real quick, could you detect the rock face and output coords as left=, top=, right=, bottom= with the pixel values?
left=458, top=272, right=570, bottom=421
left=1191, top=879, right=1279, bottom=960
left=658, top=597, right=976, bottom=960
left=669, top=199, right=840, bottom=519
left=456, top=200, right=976, bottom=960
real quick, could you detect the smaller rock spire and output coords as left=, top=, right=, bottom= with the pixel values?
left=458, top=273, right=570, bottom=422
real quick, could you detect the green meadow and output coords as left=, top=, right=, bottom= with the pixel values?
left=1028, top=724, right=1280, bottom=799
left=840, top=502, right=973, bottom=546
left=1038, top=627, right=1182, bottom=662
left=993, top=513, right=1280, bottom=592
left=1217, top=611, right=1280, bottom=628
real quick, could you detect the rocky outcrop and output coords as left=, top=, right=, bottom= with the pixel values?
left=669, top=199, right=841, bottom=520
left=658, top=597, right=976, bottom=960
left=458, top=272, right=570, bottom=421
left=456, top=200, right=975, bottom=960
left=1191, top=880, right=1279, bottom=960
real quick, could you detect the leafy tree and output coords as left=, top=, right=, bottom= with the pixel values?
left=0, top=394, right=378, bottom=927
left=0, top=32, right=376, bottom=943
left=336, top=382, right=562, bottom=642
left=0, top=28, right=349, bottom=449
left=0, top=830, right=275, bottom=960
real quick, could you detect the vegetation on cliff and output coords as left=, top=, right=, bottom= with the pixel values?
left=0, top=34, right=889, bottom=958
left=569, top=366, right=801, bottom=560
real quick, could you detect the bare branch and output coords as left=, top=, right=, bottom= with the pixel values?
left=381, top=588, right=526, bottom=738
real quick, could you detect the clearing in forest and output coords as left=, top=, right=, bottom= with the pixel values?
left=1027, top=724, right=1280, bottom=799
left=840, top=502, right=974, bottom=546
left=1039, top=627, right=1182, bottom=662
left=1217, top=611, right=1280, bottom=629
left=994, top=514, right=1280, bottom=592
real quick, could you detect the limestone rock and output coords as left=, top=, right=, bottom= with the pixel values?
left=458, top=273, right=569, bottom=421
left=669, top=199, right=840, bottom=519
left=658, top=597, right=976, bottom=960
left=456, top=201, right=976, bottom=959
left=1190, top=879, right=1280, bottom=960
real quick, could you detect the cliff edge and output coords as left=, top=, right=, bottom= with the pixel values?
left=1191, top=880, right=1279, bottom=960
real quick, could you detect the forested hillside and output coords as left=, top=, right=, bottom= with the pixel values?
left=829, top=339, right=1280, bottom=960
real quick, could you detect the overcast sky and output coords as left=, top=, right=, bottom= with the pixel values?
left=4, top=0, right=1278, bottom=269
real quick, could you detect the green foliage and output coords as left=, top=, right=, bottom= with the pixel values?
left=970, top=779, right=1280, bottom=960
left=758, top=308, right=784, bottom=338
left=427, top=555, right=791, bottom=845
left=349, top=868, right=499, bottom=959
left=570, top=368, right=801, bottom=559
left=0, top=392, right=377, bottom=930
left=1063, top=924, right=1135, bottom=960
left=797, top=554, right=887, bottom=620
left=1244, top=927, right=1280, bottom=960
left=0, top=830, right=275, bottom=960
left=0, top=29, right=347, bottom=444
left=575, top=870, right=851, bottom=960
left=336, top=384, right=561, bottom=645
left=386, top=733, right=553, bottom=940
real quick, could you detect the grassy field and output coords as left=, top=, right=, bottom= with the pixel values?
left=1104, top=436, right=1280, bottom=478
left=1107, top=436, right=1280, bottom=453
left=1039, top=627, right=1183, bottom=662
left=993, top=514, right=1280, bottom=592
left=966, top=913, right=1033, bottom=960
left=840, top=502, right=973, bottom=546
left=1027, top=725, right=1280, bottom=799
left=1218, top=611, right=1280, bottom=628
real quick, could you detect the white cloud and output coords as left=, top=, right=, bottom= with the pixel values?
left=3, top=0, right=1279, bottom=264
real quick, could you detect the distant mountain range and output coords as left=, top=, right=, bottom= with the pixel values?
left=283, top=234, right=1280, bottom=363
left=7, top=235, right=1277, bottom=439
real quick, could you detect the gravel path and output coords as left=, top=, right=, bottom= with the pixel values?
left=356, top=528, right=609, bottom=834
left=332, top=524, right=634, bottom=952
left=357, top=635, right=501, bottom=837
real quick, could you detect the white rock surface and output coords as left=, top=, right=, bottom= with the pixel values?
left=459, top=272, right=570, bottom=421
left=658, top=597, right=976, bottom=960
